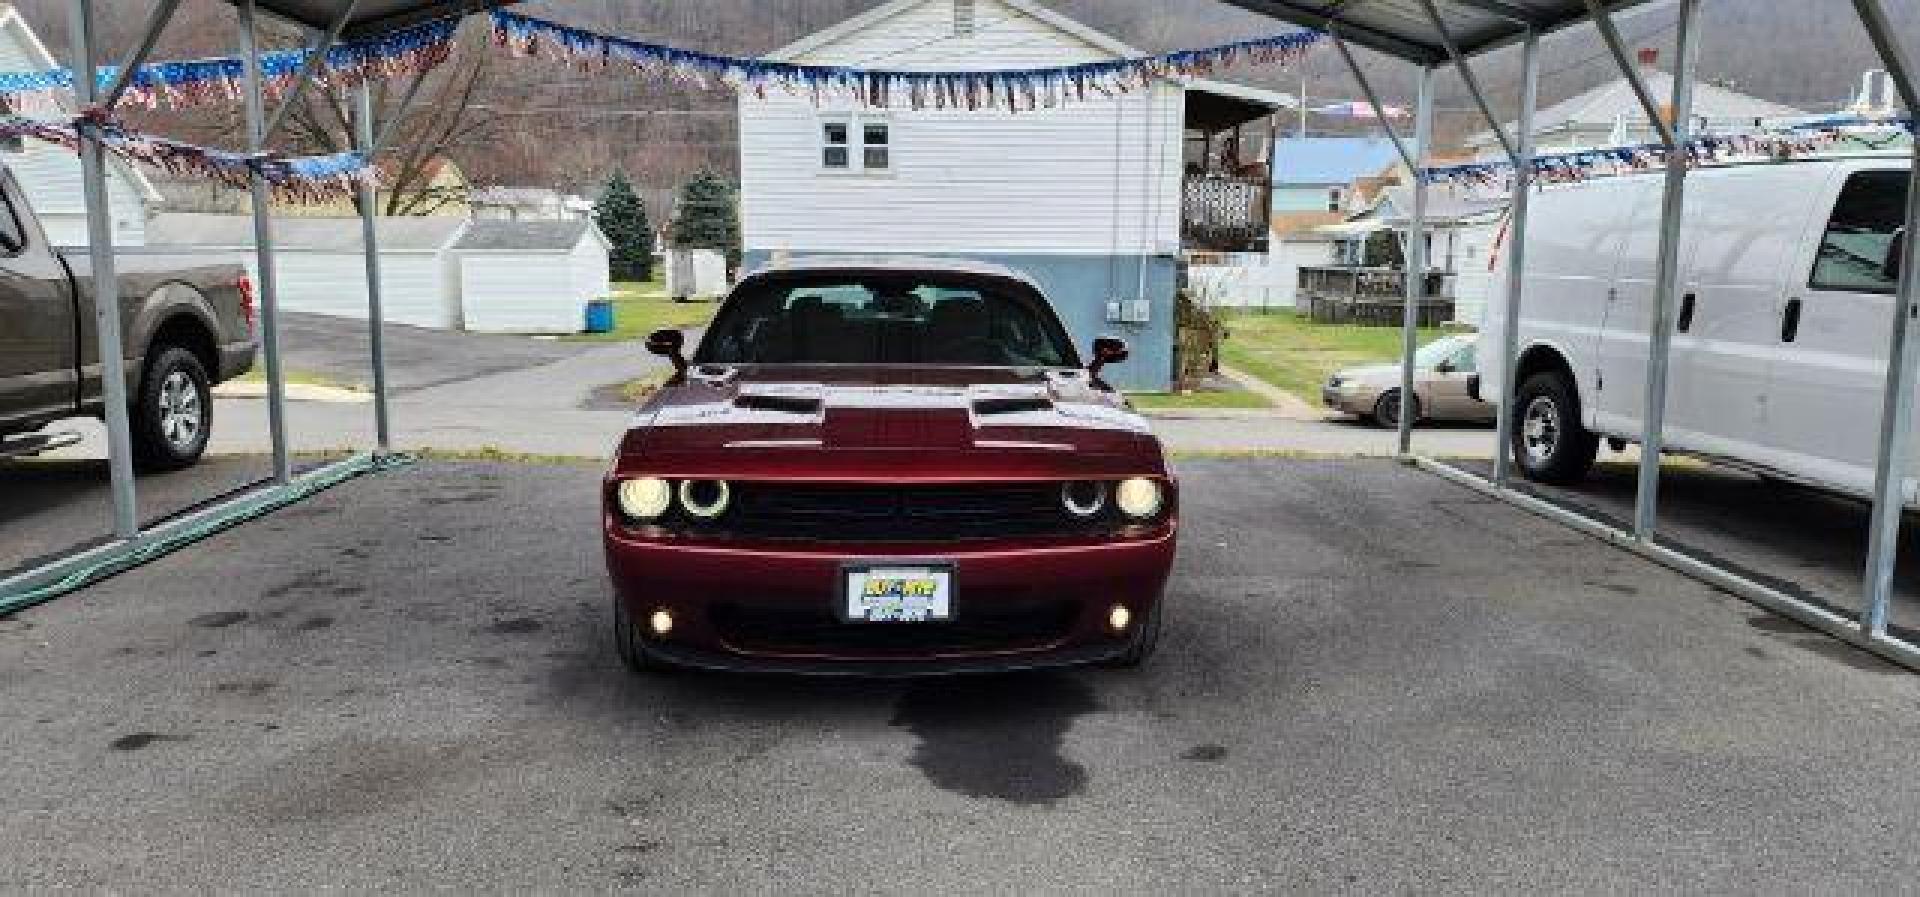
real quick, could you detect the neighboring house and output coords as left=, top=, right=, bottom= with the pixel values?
left=1326, top=186, right=1508, bottom=325
left=0, top=4, right=159, bottom=246
left=471, top=186, right=594, bottom=221
left=143, top=214, right=612, bottom=333
left=737, top=0, right=1291, bottom=391
left=275, top=157, right=473, bottom=218
left=1252, top=137, right=1408, bottom=310
left=1467, top=48, right=1807, bottom=158
left=453, top=219, right=612, bottom=333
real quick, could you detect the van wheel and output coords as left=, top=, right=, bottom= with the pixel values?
left=1511, top=371, right=1599, bottom=484
left=1372, top=390, right=1419, bottom=429
left=130, top=346, right=211, bottom=471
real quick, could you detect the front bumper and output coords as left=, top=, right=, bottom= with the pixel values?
left=1322, top=384, right=1370, bottom=415
left=604, top=526, right=1175, bottom=674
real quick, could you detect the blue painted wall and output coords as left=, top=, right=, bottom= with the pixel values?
left=740, top=250, right=1177, bottom=392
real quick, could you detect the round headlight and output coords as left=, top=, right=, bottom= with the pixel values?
left=617, top=477, right=673, bottom=521
left=678, top=479, right=731, bottom=519
left=1061, top=480, right=1108, bottom=518
left=1115, top=477, right=1164, bottom=520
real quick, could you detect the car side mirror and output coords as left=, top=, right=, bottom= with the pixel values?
left=1088, top=336, right=1129, bottom=381
left=646, top=328, right=688, bottom=381
left=1435, top=359, right=1455, bottom=374
left=1885, top=228, right=1907, bottom=283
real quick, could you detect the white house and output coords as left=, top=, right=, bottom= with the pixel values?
left=453, top=219, right=612, bottom=333
left=143, top=214, right=613, bottom=333
left=0, top=4, right=158, bottom=246
left=470, top=186, right=594, bottom=221
left=737, top=0, right=1291, bottom=391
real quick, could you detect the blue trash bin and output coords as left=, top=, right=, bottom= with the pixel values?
left=584, top=298, right=615, bottom=334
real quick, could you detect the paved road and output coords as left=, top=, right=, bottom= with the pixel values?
left=4, top=459, right=1917, bottom=890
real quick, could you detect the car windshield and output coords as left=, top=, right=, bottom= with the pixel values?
left=695, top=272, right=1077, bottom=367
left=1414, top=335, right=1469, bottom=368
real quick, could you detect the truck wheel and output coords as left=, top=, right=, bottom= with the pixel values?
left=1511, top=371, right=1599, bottom=485
left=130, top=346, right=211, bottom=471
left=1372, top=389, right=1420, bottom=429
left=1103, top=600, right=1163, bottom=669
left=612, top=594, right=674, bottom=674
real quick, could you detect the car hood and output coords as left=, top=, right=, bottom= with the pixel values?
left=616, top=365, right=1164, bottom=479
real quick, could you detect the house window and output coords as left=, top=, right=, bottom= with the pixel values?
left=1327, top=188, right=1344, bottom=212
left=862, top=123, right=890, bottom=169
left=822, top=121, right=851, bottom=169
left=954, top=0, right=976, bottom=36
left=822, top=116, right=891, bottom=173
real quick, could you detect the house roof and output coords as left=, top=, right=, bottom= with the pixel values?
left=1364, top=186, right=1509, bottom=226
left=452, top=219, right=595, bottom=251
left=1471, top=65, right=1809, bottom=147
left=146, top=213, right=467, bottom=251
left=766, top=0, right=1140, bottom=63
left=1273, top=138, right=1411, bottom=186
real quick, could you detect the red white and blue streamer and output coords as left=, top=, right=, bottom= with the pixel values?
left=2, top=114, right=372, bottom=202
left=0, top=16, right=458, bottom=110
left=490, top=9, right=1322, bottom=112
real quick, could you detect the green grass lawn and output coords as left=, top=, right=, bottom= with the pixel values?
left=1218, top=310, right=1448, bottom=404
left=563, top=273, right=717, bottom=342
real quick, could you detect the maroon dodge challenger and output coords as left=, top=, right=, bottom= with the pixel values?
left=603, top=258, right=1177, bottom=675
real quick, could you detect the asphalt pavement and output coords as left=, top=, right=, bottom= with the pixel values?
left=4, top=459, right=1918, bottom=891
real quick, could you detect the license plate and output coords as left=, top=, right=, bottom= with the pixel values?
left=842, top=564, right=954, bottom=622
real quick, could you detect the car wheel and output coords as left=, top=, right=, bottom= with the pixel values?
left=1103, top=600, right=1163, bottom=669
left=612, top=594, right=674, bottom=674
left=1511, top=371, right=1600, bottom=485
left=130, top=346, right=211, bottom=471
left=1371, top=389, right=1420, bottom=429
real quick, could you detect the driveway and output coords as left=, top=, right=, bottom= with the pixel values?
left=3, top=459, right=1916, bottom=890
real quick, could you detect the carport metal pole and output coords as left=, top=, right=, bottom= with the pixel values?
left=1491, top=33, right=1540, bottom=487
left=237, top=0, right=292, bottom=484
left=1855, top=0, right=1920, bottom=637
left=1399, top=66, right=1435, bottom=457
left=354, top=82, right=393, bottom=453
left=67, top=0, right=139, bottom=539
left=1590, top=0, right=1701, bottom=541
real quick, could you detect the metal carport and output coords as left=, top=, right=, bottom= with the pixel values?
left=4, top=0, right=1918, bottom=674
left=1221, top=0, right=1920, bottom=670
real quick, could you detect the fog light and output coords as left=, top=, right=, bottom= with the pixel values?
left=1107, top=604, right=1132, bottom=633
left=648, top=609, right=675, bottom=637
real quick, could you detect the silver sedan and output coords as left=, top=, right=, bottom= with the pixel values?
left=1321, top=333, right=1496, bottom=428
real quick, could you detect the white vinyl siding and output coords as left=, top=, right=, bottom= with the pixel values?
left=457, top=234, right=611, bottom=334
left=742, top=0, right=1182, bottom=257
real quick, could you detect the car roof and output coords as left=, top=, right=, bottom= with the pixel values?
left=740, top=255, right=1045, bottom=292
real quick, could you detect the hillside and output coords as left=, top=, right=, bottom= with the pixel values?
left=8, top=0, right=1912, bottom=196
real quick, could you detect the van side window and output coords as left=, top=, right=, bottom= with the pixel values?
left=1810, top=170, right=1908, bottom=294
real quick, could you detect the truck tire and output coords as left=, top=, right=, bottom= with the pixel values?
left=130, top=346, right=212, bottom=471
left=1511, top=371, right=1599, bottom=485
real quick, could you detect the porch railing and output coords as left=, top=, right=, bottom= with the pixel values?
left=1182, top=172, right=1269, bottom=253
left=1298, top=265, right=1454, bottom=327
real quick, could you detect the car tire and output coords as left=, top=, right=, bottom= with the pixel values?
left=612, top=594, right=674, bottom=674
left=1511, top=371, right=1600, bottom=485
left=1371, top=389, right=1419, bottom=429
left=1103, top=599, right=1164, bottom=669
left=130, top=345, right=212, bottom=472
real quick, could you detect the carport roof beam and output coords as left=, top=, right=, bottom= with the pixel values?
left=1326, top=29, right=1420, bottom=174
left=1220, top=0, right=1663, bottom=64
left=262, top=0, right=362, bottom=142
left=100, top=0, right=181, bottom=110
left=1418, top=0, right=1518, bottom=163
left=1584, top=0, right=1678, bottom=148
left=214, top=0, right=513, bottom=40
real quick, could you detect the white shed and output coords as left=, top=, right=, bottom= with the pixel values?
left=452, top=219, right=612, bottom=334
left=0, top=4, right=159, bottom=246
left=144, top=213, right=468, bottom=329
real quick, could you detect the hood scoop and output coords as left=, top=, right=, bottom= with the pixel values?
left=734, top=393, right=824, bottom=416
left=972, top=396, right=1054, bottom=416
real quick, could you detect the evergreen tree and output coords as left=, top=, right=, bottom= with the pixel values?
left=595, top=171, right=653, bottom=281
left=670, top=170, right=742, bottom=270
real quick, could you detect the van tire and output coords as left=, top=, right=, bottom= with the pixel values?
left=129, top=345, right=212, bottom=471
left=1511, top=371, right=1599, bottom=485
left=1372, top=390, right=1419, bottom=429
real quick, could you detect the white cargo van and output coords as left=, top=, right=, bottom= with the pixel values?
left=1480, top=155, right=1912, bottom=497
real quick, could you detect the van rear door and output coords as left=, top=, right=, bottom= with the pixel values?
left=1763, top=163, right=1910, bottom=495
